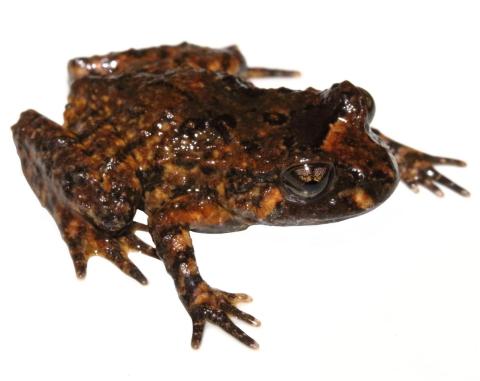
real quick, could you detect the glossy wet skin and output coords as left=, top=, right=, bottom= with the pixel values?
left=12, top=43, right=468, bottom=349
left=63, top=69, right=398, bottom=230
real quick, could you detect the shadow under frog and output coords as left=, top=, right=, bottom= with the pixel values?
left=11, top=42, right=469, bottom=349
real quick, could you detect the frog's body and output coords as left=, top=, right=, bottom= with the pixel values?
left=12, top=43, right=469, bottom=349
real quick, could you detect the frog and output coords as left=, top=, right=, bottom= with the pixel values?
left=11, top=42, right=469, bottom=349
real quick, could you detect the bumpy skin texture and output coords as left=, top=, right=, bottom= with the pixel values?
left=11, top=42, right=469, bottom=349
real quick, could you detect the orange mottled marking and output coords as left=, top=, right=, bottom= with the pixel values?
left=257, top=187, right=283, bottom=220
left=171, top=230, right=193, bottom=252
left=321, top=120, right=347, bottom=153
left=339, top=187, right=374, bottom=210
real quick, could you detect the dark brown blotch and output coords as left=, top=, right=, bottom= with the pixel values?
left=137, top=166, right=164, bottom=192
left=240, top=139, right=262, bottom=154
left=290, top=104, right=339, bottom=146
left=200, top=165, right=216, bottom=175
left=263, top=112, right=288, bottom=125
left=211, top=114, right=236, bottom=143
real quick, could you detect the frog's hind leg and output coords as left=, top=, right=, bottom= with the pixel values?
left=372, top=128, right=470, bottom=197
left=68, top=42, right=301, bottom=82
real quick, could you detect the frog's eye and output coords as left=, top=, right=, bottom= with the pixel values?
left=281, top=163, right=334, bottom=199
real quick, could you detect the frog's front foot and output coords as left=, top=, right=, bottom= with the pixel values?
left=187, top=284, right=260, bottom=349
left=395, top=149, right=469, bottom=197
left=373, top=129, right=470, bottom=197
left=149, top=200, right=261, bottom=348
left=55, top=207, right=158, bottom=284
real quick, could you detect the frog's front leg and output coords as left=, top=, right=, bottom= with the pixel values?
left=372, top=128, right=470, bottom=197
left=148, top=198, right=260, bottom=349
left=12, top=110, right=157, bottom=283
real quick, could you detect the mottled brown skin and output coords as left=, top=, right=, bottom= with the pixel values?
left=68, top=42, right=300, bottom=84
left=11, top=43, right=469, bottom=349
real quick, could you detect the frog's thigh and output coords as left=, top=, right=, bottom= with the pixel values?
left=68, top=43, right=246, bottom=80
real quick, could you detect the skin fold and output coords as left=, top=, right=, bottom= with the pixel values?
left=11, top=42, right=469, bottom=349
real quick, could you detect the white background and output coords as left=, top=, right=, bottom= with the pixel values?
left=0, top=1, right=479, bottom=380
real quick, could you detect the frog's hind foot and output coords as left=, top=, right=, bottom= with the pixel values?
left=244, top=67, right=301, bottom=79
left=58, top=209, right=157, bottom=285
left=373, top=129, right=470, bottom=197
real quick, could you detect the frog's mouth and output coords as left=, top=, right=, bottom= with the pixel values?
left=269, top=180, right=397, bottom=226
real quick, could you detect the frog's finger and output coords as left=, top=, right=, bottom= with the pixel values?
left=117, top=260, right=148, bottom=285
left=404, top=179, right=420, bottom=193
left=70, top=251, right=88, bottom=279
left=421, top=178, right=444, bottom=197
left=430, top=169, right=471, bottom=197
left=104, top=248, right=148, bottom=285
left=124, top=233, right=158, bottom=259
left=221, top=303, right=261, bottom=326
left=132, top=222, right=150, bottom=232
left=207, top=310, right=259, bottom=349
left=191, top=317, right=206, bottom=349
left=219, top=291, right=253, bottom=304
left=429, top=155, right=466, bottom=167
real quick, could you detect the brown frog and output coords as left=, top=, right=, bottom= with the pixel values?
left=11, top=42, right=469, bottom=349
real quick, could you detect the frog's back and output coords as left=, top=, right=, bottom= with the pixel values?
left=64, top=69, right=311, bottom=178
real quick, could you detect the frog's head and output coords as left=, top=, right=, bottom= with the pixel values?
left=266, top=81, right=399, bottom=225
